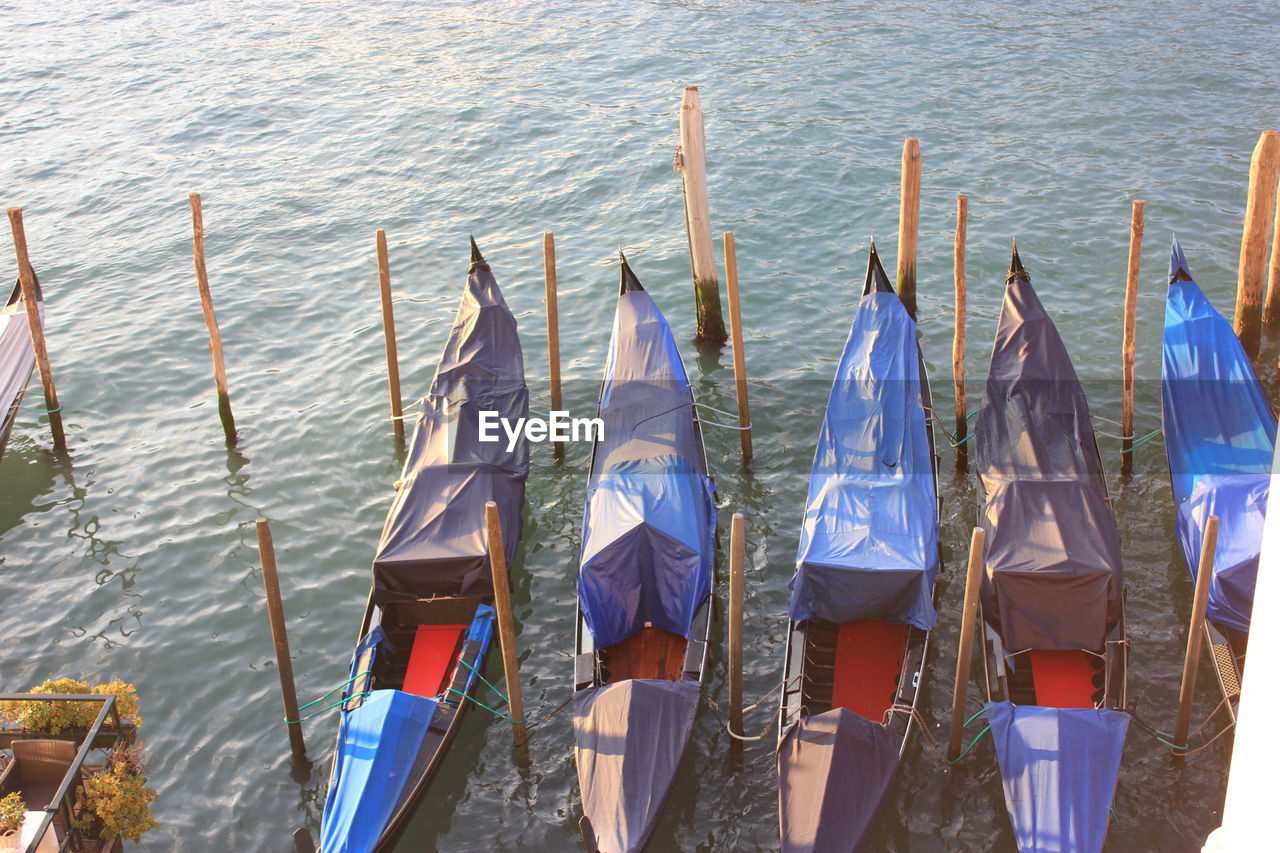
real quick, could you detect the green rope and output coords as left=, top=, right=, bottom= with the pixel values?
left=963, top=708, right=986, bottom=728
left=282, top=670, right=373, bottom=724
left=947, top=724, right=991, bottom=764
left=286, top=692, right=370, bottom=724
left=950, top=431, right=975, bottom=448
left=1120, top=428, right=1161, bottom=454
left=457, top=657, right=507, bottom=700
left=22, top=403, right=61, bottom=414
left=446, top=687, right=526, bottom=725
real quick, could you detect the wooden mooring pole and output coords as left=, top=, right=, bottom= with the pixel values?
left=952, top=195, right=967, bottom=468
left=189, top=193, right=237, bottom=444
left=543, top=232, right=563, bottom=459
left=1233, top=131, right=1280, bottom=359
left=948, top=527, right=986, bottom=761
left=256, top=518, right=307, bottom=762
left=723, top=232, right=753, bottom=462
left=677, top=86, right=727, bottom=344
left=1121, top=200, right=1145, bottom=476
left=376, top=230, right=405, bottom=444
left=897, top=138, right=922, bottom=319
left=1263, top=172, right=1280, bottom=328
left=1174, top=515, right=1220, bottom=753
left=728, top=512, right=746, bottom=739
left=485, top=501, right=528, bottom=749
left=7, top=208, right=66, bottom=453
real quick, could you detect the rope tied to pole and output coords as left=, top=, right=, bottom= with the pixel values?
left=946, top=707, right=991, bottom=765
left=283, top=669, right=372, bottom=724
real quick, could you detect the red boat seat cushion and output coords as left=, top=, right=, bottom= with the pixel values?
left=403, top=624, right=466, bottom=698
left=1028, top=649, right=1098, bottom=708
left=831, top=620, right=908, bottom=722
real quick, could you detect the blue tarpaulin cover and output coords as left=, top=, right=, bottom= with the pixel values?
left=977, top=251, right=1123, bottom=651
left=372, top=241, right=529, bottom=602
left=573, top=679, right=700, bottom=853
left=777, top=707, right=902, bottom=853
left=1162, top=239, right=1275, bottom=635
left=577, top=258, right=716, bottom=649
left=320, top=689, right=440, bottom=853
left=321, top=610, right=495, bottom=852
left=788, top=256, right=938, bottom=630
left=987, top=701, right=1129, bottom=853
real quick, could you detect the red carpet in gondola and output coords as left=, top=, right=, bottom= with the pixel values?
left=1028, top=649, right=1097, bottom=708
left=403, top=624, right=466, bottom=697
left=831, top=620, right=908, bottom=721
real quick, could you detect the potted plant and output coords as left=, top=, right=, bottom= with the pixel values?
left=74, top=744, right=156, bottom=847
left=0, top=792, right=25, bottom=839
left=0, top=678, right=142, bottom=735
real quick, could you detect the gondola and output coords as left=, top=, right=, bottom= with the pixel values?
left=312, top=239, right=529, bottom=853
left=1161, top=238, right=1276, bottom=717
left=1, top=277, right=40, bottom=460
left=975, top=247, right=1129, bottom=853
left=776, top=243, right=941, bottom=853
left=572, top=255, right=717, bottom=853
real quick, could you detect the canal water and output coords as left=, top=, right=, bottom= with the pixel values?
left=2, top=1, right=1279, bottom=850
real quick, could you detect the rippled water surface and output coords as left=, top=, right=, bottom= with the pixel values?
left=3, top=1, right=1280, bottom=850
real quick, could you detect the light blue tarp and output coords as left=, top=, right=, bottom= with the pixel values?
left=788, top=278, right=938, bottom=629
left=319, top=689, right=439, bottom=853
left=987, top=701, right=1128, bottom=853
left=578, top=260, right=716, bottom=649
left=1162, top=239, right=1275, bottom=635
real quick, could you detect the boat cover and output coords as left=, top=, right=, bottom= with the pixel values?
left=573, top=678, right=700, bottom=853
left=1, top=280, right=40, bottom=455
left=788, top=248, right=938, bottom=630
left=320, top=689, right=438, bottom=853
left=1162, top=239, right=1275, bottom=635
left=321, top=611, right=495, bottom=852
left=577, top=258, right=716, bottom=649
left=987, top=701, right=1128, bottom=853
left=977, top=253, right=1123, bottom=651
left=777, top=707, right=901, bottom=853
left=372, top=241, right=529, bottom=602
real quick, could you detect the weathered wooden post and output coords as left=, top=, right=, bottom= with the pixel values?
left=728, top=512, right=746, bottom=738
left=952, top=195, right=968, bottom=468
left=897, top=138, right=922, bottom=319
left=7, top=208, right=66, bottom=453
left=544, top=232, right=563, bottom=460
left=1174, top=515, right=1220, bottom=753
left=485, top=500, right=528, bottom=749
left=1121, top=201, right=1145, bottom=475
left=723, top=232, right=753, bottom=462
left=256, top=518, right=307, bottom=761
left=1233, top=131, right=1280, bottom=358
left=375, top=230, right=405, bottom=444
left=189, top=193, right=238, bottom=444
left=677, top=86, right=727, bottom=343
left=1263, top=175, right=1280, bottom=328
left=948, top=527, right=986, bottom=761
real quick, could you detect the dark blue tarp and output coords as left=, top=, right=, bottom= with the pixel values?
left=573, top=679, right=700, bottom=853
left=372, top=242, right=529, bottom=602
left=977, top=252, right=1123, bottom=651
left=0, top=280, right=39, bottom=459
left=788, top=255, right=938, bottom=630
left=1162, top=239, right=1275, bottom=635
left=987, top=701, right=1128, bottom=853
left=577, top=258, right=716, bottom=649
left=320, top=689, right=439, bottom=853
left=777, top=707, right=901, bottom=853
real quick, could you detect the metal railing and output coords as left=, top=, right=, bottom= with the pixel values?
left=0, top=693, right=124, bottom=853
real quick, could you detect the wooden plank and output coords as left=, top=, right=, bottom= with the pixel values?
left=1121, top=200, right=1145, bottom=474
left=485, top=501, right=527, bottom=749
left=256, top=518, right=306, bottom=761
left=1233, top=131, right=1280, bottom=358
left=1175, top=515, right=1219, bottom=752
left=948, top=527, right=985, bottom=760
left=723, top=232, right=752, bottom=461
left=952, top=194, right=967, bottom=466
left=6, top=208, right=65, bottom=452
left=376, top=229, right=404, bottom=443
left=896, top=138, right=922, bottom=319
left=188, top=193, right=237, bottom=444
left=678, top=86, right=727, bottom=343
